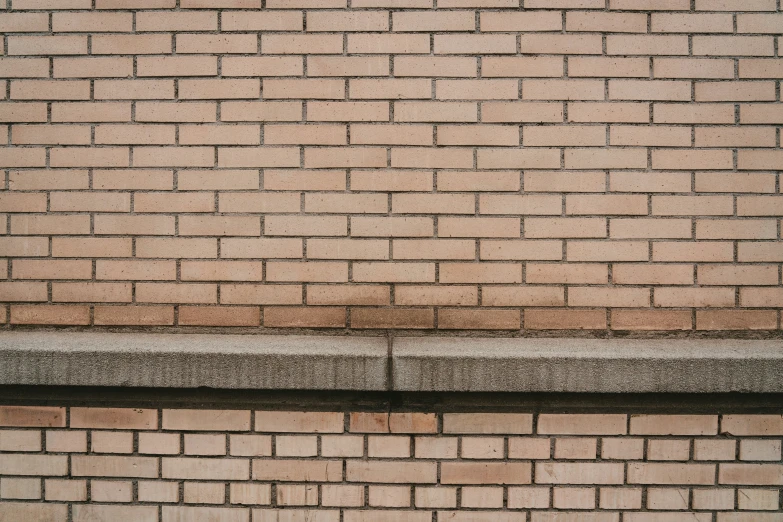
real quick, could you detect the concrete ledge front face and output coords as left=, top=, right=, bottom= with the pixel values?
left=393, top=338, right=783, bottom=394
left=2, top=332, right=782, bottom=393
left=0, top=332, right=388, bottom=391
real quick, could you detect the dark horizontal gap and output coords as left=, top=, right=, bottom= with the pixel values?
left=1, top=386, right=782, bottom=414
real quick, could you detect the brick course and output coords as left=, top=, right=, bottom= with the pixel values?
left=0, top=0, right=782, bottom=331
left=1, top=407, right=782, bottom=519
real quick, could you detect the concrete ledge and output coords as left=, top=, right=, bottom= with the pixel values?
left=0, top=332, right=388, bottom=391
left=1, top=332, right=782, bottom=393
left=393, top=337, right=783, bottom=393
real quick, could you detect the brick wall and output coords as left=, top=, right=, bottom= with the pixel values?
left=1, top=0, right=782, bottom=331
left=1, top=406, right=782, bottom=520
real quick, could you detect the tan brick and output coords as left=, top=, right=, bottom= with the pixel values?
left=655, top=287, right=736, bottom=308
left=696, top=0, right=776, bottom=9
left=369, top=436, right=410, bottom=458
left=139, top=433, right=180, bottom=455
left=610, top=80, right=691, bottom=101
left=693, top=489, right=734, bottom=511
left=70, top=408, right=157, bottom=430
left=0, top=282, right=47, bottom=302
left=524, top=79, right=604, bottom=101
left=570, top=57, right=648, bottom=78
left=525, top=264, right=606, bottom=285
left=352, top=308, right=434, bottom=329
left=136, top=481, right=177, bottom=504
left=694, top=440, right=736, bottom=461
left=138, top=56, right=218, bottom=77
left=255, top=412, right=343, bottom=433
left=416, top=437, right=458, bottom=459
left=162, top=506, right=248, bottom=522
left=648, top=440, right=691, bottom=461
left=569, top=102, right=649, bottom=123
left=72, top=456, right=158, bottom=478
left=443, top=413, right=532, bottom=434
left=163, top=457, right=248, bottom=480
left=553, top=487, right=596, bottom=509
left=263, top=34, right=343, bottom=55
left=253, top=460, right=342, bottom=482
left=275, top=435, right=315, bottom=458
left=91, top=480, right=132, bottom=503
left=602, top=438, right=644, bottom=460
left=722, top=415, right=783, bottom=436
left=521, top=35, right=602, bottom=55
left=653, top=242, right=734, bottom=262
left=538, top=414, right=626, bottom=435
left=566, top=149, right=648, bottom=170
left=0, top=12, right=48, bottom=32
left=508, top=486, right=551, bottom=509
left=415, top=486, right=457, bottom=508
left=655, top=58, right=735, bottom=79
left=646, top=488, right=690, bottom=510
left=482, top=11, right=561, bottom=31
left=394, top=56, right=477, bottom=78
left=568, top=11, right=647, bottom=32
left=630, top=463, right=716, bottom=485
left=347, top=34, right=430, bottom=54
left=440, top=263, right=522, bottom=284
left=184, top=433, right=227, bottom=456
left=439, top=124, right=518, bottom=146
left=0, top=504, right=68, bottom=521
left=322, top=435, right=364, bottom=457
left=0, top=430, right=41, bottom=452
left=344, top=512, right=430, bottom=522
left=740, top=440, right=781, bottom=461
left=536, top=463, right=624, bottom=484
left=254, top=509, right=339, bottom=522
left=184, top=482, right=225, bottom=505
left=738, top=150, right=783, bottom=170
left=8, top=35, right=88, bottom=56
left=389, top=413, right=437, bottom=434
left=442, top=462, right=531, bottom=484
left=44, top=479, right=87, bottom=502
left=508, top=438, right=551, bottom=460
left=525, top=125, right=605, bottom=147
left=720, top=464, right=783, bottom=485
left=230, top=435, right=272, bottom=457
left=163, top=409, right=250, bottom=432
left=525, top=309, right=607, bottom=330
left=94, top=260, right=174, bottom=281
left=697, top=172, right=776, bottom=193
left=462, top=486, right=504, bottom=508
left=11, top=305, right=91, bottom=325
left=555, top=438, right=597, bottom=460
left=230, top=483, right=271, bottom=505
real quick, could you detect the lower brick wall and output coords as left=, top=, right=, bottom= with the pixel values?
left=1, top=406, right=782, bottom=521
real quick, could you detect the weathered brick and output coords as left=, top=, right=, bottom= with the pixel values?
left=72, top=456, right=158, bottom=478
left=163, top=409, right=250, bottom=432
left=253, top=460, right=342, bottom=482
left=442, top=463, right=532, bottom=484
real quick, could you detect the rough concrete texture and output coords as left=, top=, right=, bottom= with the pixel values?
left=393, top=337, right=783, bottom=393
left=2, top=332, right=782, bottom=393
left=0, top=332, right=388, bottom=391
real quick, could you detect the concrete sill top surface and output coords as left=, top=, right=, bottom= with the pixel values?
left=1, top=332, right=781, bottom=393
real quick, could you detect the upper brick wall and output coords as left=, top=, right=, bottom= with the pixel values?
left=0, top=0, right=781, bottom=332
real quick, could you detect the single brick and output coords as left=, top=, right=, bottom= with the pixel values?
left=253, top=460, right=342, bottom=482
left=162, top=409, right=250, bottom=432
left=630, top=415, right=718, bottom=436
left=441, top=462, right=532, bottom=484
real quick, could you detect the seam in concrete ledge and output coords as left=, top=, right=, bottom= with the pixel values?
left=1, top=332, right=782, bottom=393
